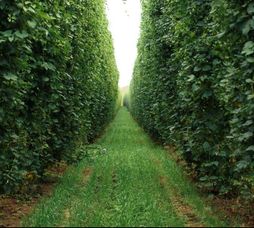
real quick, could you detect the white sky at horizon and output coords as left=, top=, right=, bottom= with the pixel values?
left=106, top=0, right=141, bottom=87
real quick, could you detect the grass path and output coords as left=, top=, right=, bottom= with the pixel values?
left=23, top=108, right=227, bottom=227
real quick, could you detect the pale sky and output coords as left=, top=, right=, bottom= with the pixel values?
left=106, top=0, right=141, bottom=87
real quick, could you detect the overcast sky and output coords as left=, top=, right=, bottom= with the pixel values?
left=106, top=0, right=141, bottom=87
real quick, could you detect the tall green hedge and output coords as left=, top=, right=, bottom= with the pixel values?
left=130, top=0, right=254, bottom=198
left=0, top=0, right=119, bottom=193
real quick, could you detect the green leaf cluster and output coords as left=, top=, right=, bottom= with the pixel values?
left=130, top=0, right=254, bottom=198
left=0, top=0, right=119, bottom=193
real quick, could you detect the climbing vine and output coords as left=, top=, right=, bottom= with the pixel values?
left=0, top=0, right=119, bottom=193
left=130, top=0, right=254, bottom=198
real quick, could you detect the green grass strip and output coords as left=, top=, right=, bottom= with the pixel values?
left=23, top=108, right=227, bottom=227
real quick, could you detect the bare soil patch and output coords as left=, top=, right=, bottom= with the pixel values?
left=82, top=167, right=93, bottom=185
left=164, top=144, right=254, bottom=227
left=159, top=175, right=204, bottom=227
left=0, top=161, right=67, bottom=227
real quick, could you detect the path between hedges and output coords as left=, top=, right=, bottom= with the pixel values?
left=23, top=108, right=226, bottom=227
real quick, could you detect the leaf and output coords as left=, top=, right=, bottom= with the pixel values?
left=3, top=73, right=18, bottom=81
left=242, top=120, right=253, bottom=126
left=27, top=20, right=37, bottom=28
left=202, top=65, right=211, bottom=71
left=240, top=132, right=253, bottom=141
left=246, top=145, right=254, bottom=151
left=247, top=3, right=254, bottom=14
left=202, top=90, right=213, bottom=98
left=43, top=77, right=50, bottom=82
left=203, top=142, right=211, bottom=152
left=15, top=31, right=29, bottom=39
left=246, top=57, right=254, bottom=63
left=216, top=31, right=226, bottom=38
left=247, top=94, right=254, bottom=100
left=17, top=3, right=24, bottom=8
left=8, top=36, right=14, bottom=42
left=199, top=176, right=209, bottom=181
left=204, top=161, right=219, bottom=167
left=242, top=41, right=254, bottom=55
left=242, top=19, right=254, bottom=35
left=187, top=74, right=195, bottom=82
left=246, top=78, right=254, bottom=83
left=194, top=66, right=201, bottom=72
left=1, top=30, right=15, bottom=42
left=2, top=30, right=13, bottom=37
left=41, top=62, right=56, bottom=71
left=235, top=160, right=249, bottom=171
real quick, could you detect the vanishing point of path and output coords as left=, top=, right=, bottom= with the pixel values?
left=23, top=108, right=226, bottom=227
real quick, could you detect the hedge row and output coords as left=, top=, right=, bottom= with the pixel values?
left=130, top=0, right=254, bottom=198
left=0, top=0, right=119, bottom=193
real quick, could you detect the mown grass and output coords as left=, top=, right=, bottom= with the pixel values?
left=23, top=108, right=227, bottom=227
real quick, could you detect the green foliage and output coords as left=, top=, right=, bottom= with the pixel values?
left=116, top=90, right=122, bottom=112
left=0, top=0, right=119, bottom=193
left=123, top=92, right=130, bottom=109
left=130, top=0, right=254, bottom=198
